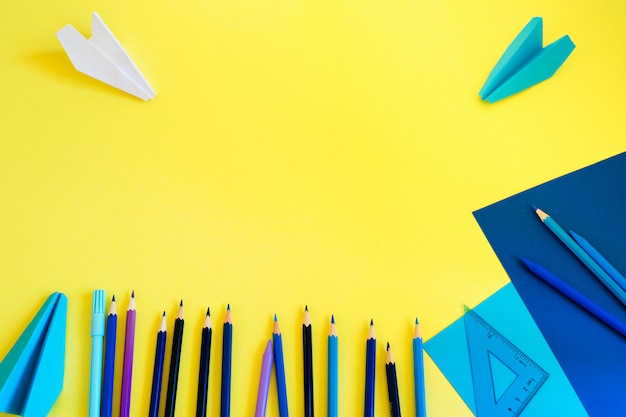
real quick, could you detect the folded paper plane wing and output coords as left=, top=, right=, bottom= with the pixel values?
left=57, top=12, right=155, bottom=100
left=479, top=17, right=575, bottom=103
left=0, top=292, right=67, bottom=417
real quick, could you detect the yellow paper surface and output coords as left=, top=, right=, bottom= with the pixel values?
left=0, top=1, right=624, bottom=415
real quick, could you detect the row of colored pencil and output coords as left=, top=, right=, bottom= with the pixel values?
left=255, top=308, right=426, bottom=417
left=89, top=295, right=426, bottom=416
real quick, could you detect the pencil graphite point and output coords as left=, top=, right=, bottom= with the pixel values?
left=227, top=303, right=230, bottom=311
left=305, top=305, right=308, bottom=312
left=179, top=299, right=183, bottom=307
left=162, top=311, right=166, bottom=317
left=387, top=342, right=390, bottom=351
left=274, top=313, right=278, bottom=322
left=206, top=307, right=211, bottom=316
left=112, top=295, right=116, bottom=302
left=331, top=314, right=335, bottom=324
left=370, top=318, right=374, bottom=325
left=415, top=317, right=419, bottom=325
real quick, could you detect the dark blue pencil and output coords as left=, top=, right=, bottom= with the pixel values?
left=386, top=343, right=401, bottom=417
left=148, top=312, right=167, bottom=417
left=221, top=305, right=233, bottom=417
left=521, top=257, right=626, bottom=337
left=364, top=319, right=376, bottom=417
left=196, top=307, right=212, bottom=417
left=273, top=314, right=289, bottom=417
left=101, top=295, right=117, bottom=417
left=165, top=300, right=185, bottom=417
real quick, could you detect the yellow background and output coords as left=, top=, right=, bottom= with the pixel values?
left=0, top=0, right=624, bottom=416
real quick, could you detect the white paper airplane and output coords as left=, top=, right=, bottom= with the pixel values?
left=57, top=12, right=155, bottom=100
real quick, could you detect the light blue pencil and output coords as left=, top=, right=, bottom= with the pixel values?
left=534, top=207, right=626, bottom=305
left=89, top=289, right=105, bottom=417
left=570, top=230, right=626, bottom=293
left=328, top=315, right=338, bottom=417
left=413, top=318, right=426, bottom=417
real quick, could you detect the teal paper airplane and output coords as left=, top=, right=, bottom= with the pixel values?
left=479, top=17, right=575, bottom=103
left=0, top=292, right=67, bottom=417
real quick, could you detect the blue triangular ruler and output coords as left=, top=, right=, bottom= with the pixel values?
left=464, top=308, right=549, bottom=417
left=0, top=292, right=67, bottom=417
left=479, top=17, right=575, bottom=103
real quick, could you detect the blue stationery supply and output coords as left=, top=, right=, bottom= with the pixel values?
left=473, top=152, right=626, bottom=417
left=463, top=306, right=548, bottom=417
left=89, top=290, right=106, bottom=417
left=479, top=17, right=575, bottom=103
left=424, top=283, right=587, bottom=417
left=0, top=292, right=67, bottom=417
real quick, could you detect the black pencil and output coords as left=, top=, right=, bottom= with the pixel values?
left=385, top=343, right=401, bottom=417
left=303, top=306, right=314, bottom=417
left=196, top=307, right=212, bottom=417
left=164, top=300, right=185, bottom=417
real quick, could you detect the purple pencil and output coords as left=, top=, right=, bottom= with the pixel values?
left=254, top=340, right=274, bottom=417
left=120, top=291, right=137, bottom=417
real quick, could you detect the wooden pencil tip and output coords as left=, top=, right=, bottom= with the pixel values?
left=370, top=318, right=374, bottom=325
left=206, top=307, right=211, bottom=316
left=331, top=314, right=335, bottom=324
left=162, top=311, right=166, bottom=317
left=305, top=305, right=308, bottom=312
left=131, top=290, right=135, bottom=298
left=386, top=342, right=390, bottom=350
left=111, top=295, right=115, bottom=302
left=274, top=313, right=278, bottom=322
left=179, top=299, right=183, bottom=307
left=227, top=303, right=230, bottom=311
left=415, top=317, right=419, bottom=325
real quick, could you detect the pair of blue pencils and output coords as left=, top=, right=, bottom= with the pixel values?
left=148, top=300, right=184, bottom=417
left=534, top=207, right=626, bottom=305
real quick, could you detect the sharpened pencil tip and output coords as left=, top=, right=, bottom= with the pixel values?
left=387, top=342, right=390, bottom=350
left=131, top=290, right=135, bottom=298
left=415, top=317, right=419, bottom=325
left=162, top=311, right=166, bottom=317
left=305, top=305, right=308, bottom=312
left=227, top=303, right=230, bottom=311
left=331, top=314, right=335, bottom=324
left=112, top=295, right=116, bottom=302
left=206, top=307, right=211, bottom=316
left=531, top=204, right=538, bottom=211
left=370, top=318, right=374, bottom=325
left=179, top=299, right=183, bottom=307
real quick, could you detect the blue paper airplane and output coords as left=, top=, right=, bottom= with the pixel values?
left=479, top=17, right=575, bottom=103
left=0, top=292, right=67, bottom=417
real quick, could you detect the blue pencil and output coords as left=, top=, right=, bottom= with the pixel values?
left=328, top=315, right=338, bottom=417
left=521, top=257, right=626, bottom=337
left=220, top=305, right=233, bottom=417
left=149, top=312, right=167, bottom=417
left=570, top=230, right=626, bottom=293
left=364, top=319, right=376, bottom=417
left=89, top=289, right=105, bottom=417
left=273, top=314, right=289, bottom=417
left=534, top=207, right=626, bottom=305
left=413, top=318, right=426, bottom=417
left=101, top=295, right=117, bottom=417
